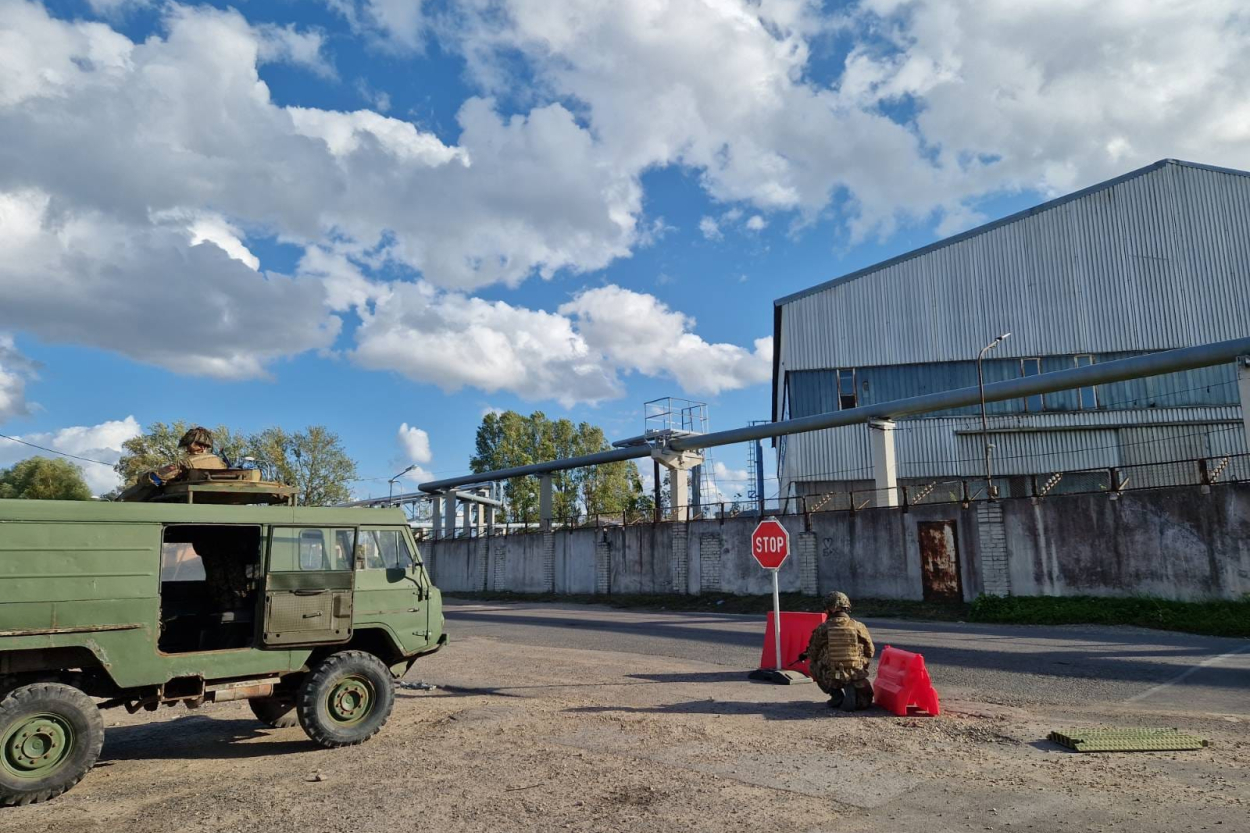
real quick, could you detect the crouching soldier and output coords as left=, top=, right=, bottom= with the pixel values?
left=802, top=592, right=875, bottom=711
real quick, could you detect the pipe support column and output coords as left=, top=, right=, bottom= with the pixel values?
left=430, top=496, right=444, bottom=540
left=1238, top=356, right=1250, bottom=450
left=443, top=495, right=456, bottom=540
left=868, top=419, right=899, bottom=508
left=539, top=474, right=554, bottom=532
left=671, top=468, right=689, bottom=522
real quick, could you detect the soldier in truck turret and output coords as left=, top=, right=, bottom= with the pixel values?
left=800, top=591, right=876, bottom=711
left=148, top=426, right=228, bottom=484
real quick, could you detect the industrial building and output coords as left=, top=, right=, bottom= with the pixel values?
left=772, top=159, right=1250, bottom=501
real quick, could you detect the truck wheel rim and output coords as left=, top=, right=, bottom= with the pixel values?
left=327, top=676, right=374, bottom=725
left=2, top=714, right=75, bottom=779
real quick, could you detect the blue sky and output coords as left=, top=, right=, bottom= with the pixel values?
left=2, top=0, right=1246, bottom=499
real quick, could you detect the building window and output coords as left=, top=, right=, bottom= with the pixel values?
left=1020, top=358, right=1043, bottom=412
left=837, top=369, right=857, bottom=410
left=1074, top=354, right=1097, bottom=409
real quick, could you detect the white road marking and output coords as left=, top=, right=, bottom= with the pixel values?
left=1124, top=643, right=1250, bottom=703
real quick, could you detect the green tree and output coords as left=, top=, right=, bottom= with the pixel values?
left=251, top=425, right=357, bottom=506
left=115, top=420, right=251, bottom=486
left=0, top=457, right=93, bottom=500
left=470, top=411, right=644, bottom=521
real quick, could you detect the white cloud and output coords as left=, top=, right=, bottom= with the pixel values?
left=328, top=0, right=428, bottom=53
left=445, top=0, right=1250, bottom=239
left=256, top=23, right=336, bottom=79
left=6, top=0, right=1244, bottom=410
left=353, top=280, right=623, bottom=407
left=0, top=416, right=141, bottom=495
left=698, top=216, right=722, bottom=241
left=559, top=286, right=773, bottom=397
left=713, top=461, right=750, bottom=483
left=397, top=422, right=432, bottom=464
left=85, top=0, right=149, bottom=17
left=847, top=0, right=1250, bottom=200
left=0, top=1, right=649, bottom=380
left=0, top=334, right=36, bottom=423
left=332, top=250, right=768, bottom=404
left=0, top=189, right=338, bottom=379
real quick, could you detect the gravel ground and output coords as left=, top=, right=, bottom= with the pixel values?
left=7, top=629, right=1248, bottom=833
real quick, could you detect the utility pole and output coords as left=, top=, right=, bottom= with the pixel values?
left=977, top=332, right=1012, bottom=499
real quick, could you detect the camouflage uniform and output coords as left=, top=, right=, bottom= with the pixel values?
left=806, top=592, right=875, bottom=710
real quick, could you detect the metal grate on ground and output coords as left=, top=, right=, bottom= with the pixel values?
left=1047, top=728, right=1209, bottom=753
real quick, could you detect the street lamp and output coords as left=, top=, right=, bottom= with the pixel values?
left=977, top=332, right=1012, bottom=500
left=389, top=464, right=418, bottom=501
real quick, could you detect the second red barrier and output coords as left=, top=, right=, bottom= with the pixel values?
left=873, top=645, right=941, bottom=716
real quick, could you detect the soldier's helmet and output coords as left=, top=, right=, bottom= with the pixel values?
left=824, top=591, right=852, bottom=613
left=178, top=426, right=214, bottom=451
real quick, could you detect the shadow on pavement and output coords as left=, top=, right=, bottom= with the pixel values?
left=625, top=671, right=751, bottom=684
left=101, top=717, right=314, bottom=762
left=565, top=701, right=900, bottom=722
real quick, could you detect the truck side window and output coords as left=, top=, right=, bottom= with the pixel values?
left=299, top=530, right=327, bottom=571
left=362, top=529, right=414, bottom=569
left=270, top=528, right=347, bottom=572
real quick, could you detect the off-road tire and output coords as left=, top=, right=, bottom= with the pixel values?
left=0, top=683, right=104, bottom=806
left=296, top=651, right=395, bottom=748
left=249, top=696, right=298, bottom=729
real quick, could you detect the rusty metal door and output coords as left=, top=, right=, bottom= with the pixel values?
left=917, top=521, right=962, bottom=602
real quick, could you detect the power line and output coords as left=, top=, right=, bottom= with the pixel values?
left=0, top=432, right=116, bottom=468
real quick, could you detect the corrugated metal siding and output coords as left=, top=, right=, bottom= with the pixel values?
left=780, top=406, right=1247, bottom=486
left=778, top=163, right=1250, bottom=372
left=785, top=357, right=1239, bottom=420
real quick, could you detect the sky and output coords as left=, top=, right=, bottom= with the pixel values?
left=2, top=0, right=1249, bottom=500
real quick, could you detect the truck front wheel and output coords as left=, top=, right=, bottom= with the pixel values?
left=0, top=683, right=104, bottom=806
left=295, top=651, right=395, bottom=748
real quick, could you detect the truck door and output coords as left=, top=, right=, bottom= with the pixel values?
left=353, top=527, right=429, bottom=654
left=262, top=526, right=354, bottom=646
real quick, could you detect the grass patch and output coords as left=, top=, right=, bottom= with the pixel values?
left=969, top=594, right=1250, bottom=638
left=447, top=591, right=1250, bottom=637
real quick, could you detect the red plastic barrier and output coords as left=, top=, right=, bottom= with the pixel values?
left=759, top=611, right=826, bottom=676
left=873, top=645, right=941, bottom=716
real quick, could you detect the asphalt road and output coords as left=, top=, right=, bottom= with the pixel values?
left=444, top=600, right=1250, bottom=715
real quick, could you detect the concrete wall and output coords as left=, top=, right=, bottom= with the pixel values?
left=1001, top=483, right=1250, bottom=601
left=424, top=482, right=1250, bottom=602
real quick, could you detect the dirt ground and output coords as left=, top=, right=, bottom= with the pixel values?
left=8, top=635, right=1248, bottom=833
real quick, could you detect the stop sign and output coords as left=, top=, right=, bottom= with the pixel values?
left=750, top=517, right=790, bottom=570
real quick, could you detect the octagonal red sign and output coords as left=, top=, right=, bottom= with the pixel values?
left=750, top=518, right=790, bottom=570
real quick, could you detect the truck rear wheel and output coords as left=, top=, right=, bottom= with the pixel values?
left=296, top=651, right=395, bottom=748
left=249, top=697, right=298, bottom=729
left=0, top=683, right=104, bottom=806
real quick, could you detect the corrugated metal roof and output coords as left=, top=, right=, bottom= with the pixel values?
left=774, top=159, right=1250, bottom=307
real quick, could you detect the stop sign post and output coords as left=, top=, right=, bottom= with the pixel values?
left=747, top=518, right=810, bottom=685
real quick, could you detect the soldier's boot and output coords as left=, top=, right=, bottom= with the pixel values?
left=840, top=684, right=858, bottom=711
left=854, top=681, right=874, bottom=711
left=826, top=690, right=844, bottom=709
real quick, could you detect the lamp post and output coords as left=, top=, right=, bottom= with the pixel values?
left=389, top=464, right=418, bottom=501
left=977, top=332, right=1012, bottom=500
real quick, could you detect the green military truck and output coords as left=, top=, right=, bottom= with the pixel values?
left=0, top=498, right=446, bottom=805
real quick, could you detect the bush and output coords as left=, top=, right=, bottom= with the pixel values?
left=969, top=594, right=1250, bottom=638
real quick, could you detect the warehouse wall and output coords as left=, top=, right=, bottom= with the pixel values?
left=425, top=481, right=1250, bottom=602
